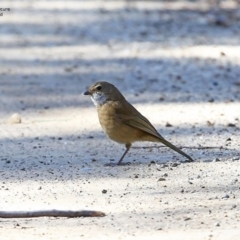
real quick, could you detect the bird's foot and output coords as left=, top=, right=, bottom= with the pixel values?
left=181, top=159, right=194, bottom=163
left=104, top=162, right=131, bottom=167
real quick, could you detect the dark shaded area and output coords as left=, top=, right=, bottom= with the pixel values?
left=1, top=4, right=240, bottom=47
left=0, top=123, right=238, bottom=180
left=1, top=55, right=239, bottom=113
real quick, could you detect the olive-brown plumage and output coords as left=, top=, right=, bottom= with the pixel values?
left=84, top=81, right=194, bottom=165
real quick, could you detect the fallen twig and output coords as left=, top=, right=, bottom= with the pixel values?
left=179, top=146, right=226, bottom=150
left=133, top=146, right=227, bottom=150
left=0, top=210, right=106, bottom=218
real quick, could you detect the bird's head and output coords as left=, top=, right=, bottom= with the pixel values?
left=84, top=81, right=124, bottom=107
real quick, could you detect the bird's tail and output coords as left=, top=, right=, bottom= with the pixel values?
left=158, top=137, right=194, bottom=162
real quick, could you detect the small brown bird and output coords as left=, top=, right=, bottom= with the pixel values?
left=84, top=82, right=194, bottom=165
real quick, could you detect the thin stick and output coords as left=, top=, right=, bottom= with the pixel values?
left=0, top=210, right=106, bottom=218
left=133, top=146, right=227, bottom=150
left=179, top=146, right=226, bottom=150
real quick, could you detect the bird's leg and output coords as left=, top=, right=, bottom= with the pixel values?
left=117, top=143, right=132, bottom=165
left=104, top=143, right=132, bottom=167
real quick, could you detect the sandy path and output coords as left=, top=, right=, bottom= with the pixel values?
left=0, top=1, right=240, bottom=239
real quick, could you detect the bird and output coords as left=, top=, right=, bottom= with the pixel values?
left=84, top=81, right=194, bottom=166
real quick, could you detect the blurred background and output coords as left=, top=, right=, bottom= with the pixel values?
left=0, top=0, right=240, bottom=115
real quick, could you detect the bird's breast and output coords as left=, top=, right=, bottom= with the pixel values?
left=97, top=101, right=140, bottom=144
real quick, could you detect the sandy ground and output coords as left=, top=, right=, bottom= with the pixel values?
left=0, top=0, right=240, bottom=239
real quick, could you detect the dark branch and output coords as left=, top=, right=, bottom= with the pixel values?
left=0, top=210, right=106, bottom=218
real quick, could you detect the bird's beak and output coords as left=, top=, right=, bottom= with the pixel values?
left=84, top=90, right=90, bottom=95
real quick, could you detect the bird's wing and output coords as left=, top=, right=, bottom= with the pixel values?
left=115, top=101, right=165, bottom=140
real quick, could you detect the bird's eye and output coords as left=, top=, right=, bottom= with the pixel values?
left=96, top=86, right=102, bottom=91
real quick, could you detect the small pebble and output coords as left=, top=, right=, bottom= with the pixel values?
left=227, top=123, right=236, bottom=127
left=232, top=179, right=238, bottom=183
left=222, top=194, right=230, bottom=199
left=230, top=204, right=237, bottom=209
left=7, top=113, right=22, bottom=124
left=214, top=222, right=220, bottom=227
left=171, top=162, right=180, bottom=167
left=148, top=160, right=156, bottom=166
